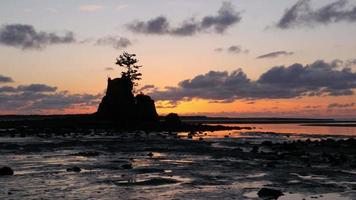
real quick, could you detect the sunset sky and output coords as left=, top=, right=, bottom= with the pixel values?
left=0, top=0, right=355, bottom=118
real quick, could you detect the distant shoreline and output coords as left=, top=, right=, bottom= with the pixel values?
left=0, top=114, right=355, bottom=125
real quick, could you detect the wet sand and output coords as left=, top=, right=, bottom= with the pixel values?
left=1, top=130, right=356, bottom=200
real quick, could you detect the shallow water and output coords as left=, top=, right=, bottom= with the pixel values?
left=1, top=129, right=356, bottom=199
left=181, top=123, right=356, bottom=140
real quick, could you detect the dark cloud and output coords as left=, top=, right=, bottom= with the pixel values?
left=149, top=60, right=356, bottom=104
left=0, top=24, right=76, bottom=49
left=256, top=51, right=294, bottom=59
left=328, top=102, right=355, bottom=109
left=0, top=83, right=101, bottom=112
left=96, top=36, right=132, bottom=49
left=137, top=84, right=157, bottom=93
left=277, top=0, right=356, bottom=29
left=17, top=84, right=57, bottom=93
left=127, top=2, right=241, bottom=36
left=0, top=86, right=17, bottom=93
left=139, top=84, right=156, bottom=91
left=0, top=75, right=14, bottom=83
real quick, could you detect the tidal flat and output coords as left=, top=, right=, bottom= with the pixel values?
left=1, top=126, right=356, bottom=200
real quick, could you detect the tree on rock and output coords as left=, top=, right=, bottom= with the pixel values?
left=116, top=52, right=142, bottom=87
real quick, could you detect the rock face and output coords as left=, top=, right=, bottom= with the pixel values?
left=96, top=77, right=158, bottom=123
left=135, top=94, right=158, bottom=122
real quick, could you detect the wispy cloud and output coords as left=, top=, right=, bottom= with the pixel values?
left=215, top=45, right=249, bottom=55
left=256, top=51, right=294, bottom=59
left=95, top=36, right=132, bottom=49
left=328, top=102, right=355, bottom=109
left=79, top=4, right=105, bottom=12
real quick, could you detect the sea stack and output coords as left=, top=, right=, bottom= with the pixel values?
left=96, top=77, right=158, bottom=123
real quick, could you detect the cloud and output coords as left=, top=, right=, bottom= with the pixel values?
left=0, top=83, right=101, bottom=113
left=0, top=75, right=14, bottom=83
left=149, top=60, right=356, bottom=104
left=256, top=51, right=294, bottom=59
left=127, top=2, right=241, bottom=36
left=276, top=0, right=356, bottom=29
left=0, top=24, right=76, bottom=50
left=137, top=84, right=157, bottom=94
left=95, top=36, right=132, bottom=49
left=79, top=4, right=105, bottom=12
left=345, top=59, right=356, bottom=67
left=328, top=102, right=355, bottom=109
left=215, top=45, right=249, bottom=54
left=17, top=84, right=57, bottom=93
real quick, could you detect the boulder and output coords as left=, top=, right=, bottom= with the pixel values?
left=66, top=166, right=81, bottom=172
left=0, top=166, right=14, bottom=176
left=135, top=94, right=158, bottom=122
left=164, top=113, right=182, bottom=126
left=257, top=188, right=283, bottom=199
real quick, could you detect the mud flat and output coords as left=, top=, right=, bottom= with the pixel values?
left=0, top=129, right=356, bottom=199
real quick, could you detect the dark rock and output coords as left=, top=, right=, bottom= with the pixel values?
left=66, top=166, right=81, bottom=172
left=257, top=188, right=283, bottom=199
left=96, top=77, right=135, bottom=121
left=251, top=146, right=259, bottom=153
left=147, top=152, right=154, bottom=157
left=262, top=141, right=273, bottom=146
left=95, top=77, right=158, bottom=123
left=164, top=113, right=182, bottom=126
left=72, top=151, right=100, bottom=157
left=121, top=163, right=133, bottom=170
left=135, top=94, right=158, bottom=122
left=0, top=166, right=14, bottom=176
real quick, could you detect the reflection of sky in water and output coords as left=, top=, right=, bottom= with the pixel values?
left=178, top=123, right=356, bottom=140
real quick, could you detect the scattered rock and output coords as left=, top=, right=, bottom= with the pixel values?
left=251, top=146, right=259, bottom=153
left=121, top=163, right=133, bottom=170
left=257, top=188, right=283, bottom=199
left=0, top=166, right=14, bottom=176
left=66, top=166, right=81, bottom=172
left=115, top=178, right=179, bottom=186
left=72, top=151, right=100, bottom=157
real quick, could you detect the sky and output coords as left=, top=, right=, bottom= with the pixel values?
left=0, top=0, right=355, bottom=118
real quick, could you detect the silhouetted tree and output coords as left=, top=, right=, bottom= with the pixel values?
left=116, top=52, right=142, bottom=87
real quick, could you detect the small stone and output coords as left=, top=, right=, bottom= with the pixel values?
left=0, top=166, right=14, bottom=176
left=121, top=163, right=133, bottom=169
left=66, top=166, right=81, bottom=172
left=257, top=188, right=283, bottom=199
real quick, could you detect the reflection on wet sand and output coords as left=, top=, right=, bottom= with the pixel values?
left=0, top=126, right=356, bottom=199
